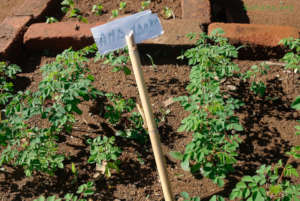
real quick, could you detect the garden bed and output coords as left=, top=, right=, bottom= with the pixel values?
left=0, top=0, right=299, bottom=201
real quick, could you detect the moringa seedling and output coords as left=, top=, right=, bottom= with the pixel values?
left=119, top=1, right=127, bottom=10
left=92, top=4, right=103, bottom=15
left=111, top=9, right=119, bottom=18
left=141, top=0, right=151, bottom=11
left=163, top=6, right=174, bottom=19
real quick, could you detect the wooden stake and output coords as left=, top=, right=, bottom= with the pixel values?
left=125, top=31, right=174, bottom=201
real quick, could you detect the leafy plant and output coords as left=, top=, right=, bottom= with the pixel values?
left=230, top=162, right=300, bottom=201
left=87, top=136, right=121, bottom=178
left=141, top=0, right=151, bottom=11
left=34, top=181, right=95, bottom=201
left=180, top=192, right=225, bottom=201
left=180, top=192, right=200, bottom=201
left=0, top=48, right=103, bottom=176
left=61, top=0, right=87, bottom=23
left=104, top=93, right=135, bottom=125
left=280, top=37, right=300, bottom=72
left=0, top=61, right=21, bottom=109
left=111, top=9, right=119, bottom=18
left=171, top=29, right=243, bottom=186
left=92, top=4, right=103, bottom=15
left=46, top=17, right=58, bottom=24
left=102, top=92, right=148, bottom=143
left=71, top=162, right=78, bottom=184
left=163, top=6, right=174, bottom=19
left=242, top=63, right=269, bottom=97
left=119, top=1, right=127, bottom=10
left=103, top=48, right=131, bottom=75
left=230, top=97, right=300, bottom=200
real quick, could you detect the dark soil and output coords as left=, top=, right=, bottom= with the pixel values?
left=1, top=52, right=299, bottom=201
left=1, top=0, right=300, bottom=201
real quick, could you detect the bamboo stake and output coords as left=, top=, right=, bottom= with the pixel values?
left=125, top=31, right=174, bottom=201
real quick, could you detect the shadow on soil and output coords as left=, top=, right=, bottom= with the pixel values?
left=201, top=77, right=297, bottom=199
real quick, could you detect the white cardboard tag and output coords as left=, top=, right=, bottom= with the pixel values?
left=91, top=10, right=164, bottom=55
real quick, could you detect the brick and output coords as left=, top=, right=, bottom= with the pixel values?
left=23, top=22, right=105, bottom=51
left=0, top=16, right=32, bottom=60
left=24, top=19, right=204, bottom=51
left=208, top=23, right=299, bottom=47
left=144, top=19, right=204, bottom=45
left=217, top=0, right=300, bottom=29
left=14, top=0, right=59, bottom=21
left=181, top=0, right=211, bottom=24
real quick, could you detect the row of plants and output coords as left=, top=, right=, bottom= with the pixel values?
left=172, top=31, right=300, bottom=200
left=0, top=44, right=151, bottom=200
left=46, top=0, right=174, bottom=24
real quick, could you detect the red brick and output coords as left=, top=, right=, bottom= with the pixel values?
left=144, top=19, right=204, bottom=45
left=0, top=16, right=32, bottom=60
left=208, top=23, right=299, bottom=47
left=220, top=0, right=300, bottom=29
left=23, top=22, right=105, bottom=51
left=181, top=0, right=211, bottom=24
left=14, top=0, right=59, bottom=21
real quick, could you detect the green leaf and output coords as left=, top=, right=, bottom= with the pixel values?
left=47, top=196, right=59, bottom=201
left=180, top=192, right=190, bottom=199
left=270, top=185, right=282, bottom=196
left=169, top=151, right=184, bottom=160
left=226, top=123, right=243, bottom=131
left=237, top=181, right=247, bottom=188
left=210, top=195, right=217, bottom=201
left=34, top=196, right=46, bottom=201
left=181, top=159, right=190, bottom=171
left=292, top=96, right=300, bottom=110
left=122, top=66, right=131, bottom=75
left=242, top=176, right=253, bottom=182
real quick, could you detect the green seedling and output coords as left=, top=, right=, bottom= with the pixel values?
left=87, top=136, right=121, bottom=178
left=163, top=6, right=174, bottom=19
left=141, top=0, right=151, bottom=11
left=119, top=1, right=127, bottom=10
left=171, top=28, right=243, bottom=186
left=34, top=181, right=95, bottom=201
left=92, top=4, right=103, bottom=15
left=61, top=0, right=87, bottom=22
left=45, top=16, right=58, bottom=23
left=111, top=9, right=119, bottom=18
left=0, top=49, right=103, bottom=176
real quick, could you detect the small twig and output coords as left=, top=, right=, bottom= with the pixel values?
left=264, top=61, right=286, bottom=67
left=277, top=156, right=292, bottom=185
left=136, top=103, right=147, bottom=129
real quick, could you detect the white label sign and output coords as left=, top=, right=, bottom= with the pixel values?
left=91, top=10, right=164, bottom=55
